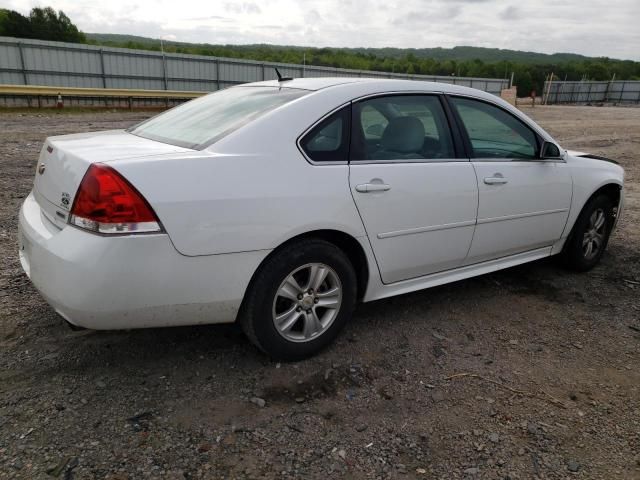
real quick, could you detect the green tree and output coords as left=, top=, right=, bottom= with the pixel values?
left=0, top=7, right=85, bottom=43
left=0, top=9, right=33, bottom=38
left=28, top=7, right=85, bottom=43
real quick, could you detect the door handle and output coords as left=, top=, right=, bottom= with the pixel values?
left=483, top=175, right=508, bottom=185
left=355, top=183, right=391, bottom=193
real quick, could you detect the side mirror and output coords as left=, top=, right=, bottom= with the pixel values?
left=540, top=141, right=562, bottom=160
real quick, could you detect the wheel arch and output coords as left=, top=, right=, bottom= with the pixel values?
left=564, top=181, right=622, bottom=247
left=240, top=229, right=371, bottom=312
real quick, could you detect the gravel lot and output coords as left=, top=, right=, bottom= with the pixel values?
left=0, top=106, right=639, bottom=480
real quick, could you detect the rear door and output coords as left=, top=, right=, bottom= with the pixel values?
left=348, top=94, right=478, bottom=284
left=448, top=96, right=572, bottom=264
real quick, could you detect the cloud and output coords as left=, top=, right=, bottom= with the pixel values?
left=6, top=0, right=640, bottom=60
left=392, top=5, right=462, bottom=25
left=499, top=5, right=522, bottom=20
left=224, top=2, right=261, bottom=15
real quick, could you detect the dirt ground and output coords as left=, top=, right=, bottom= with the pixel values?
left=0, top=106, right=639, bottom=480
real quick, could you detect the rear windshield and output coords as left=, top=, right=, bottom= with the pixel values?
left=129, top=86, right=308, bottom=149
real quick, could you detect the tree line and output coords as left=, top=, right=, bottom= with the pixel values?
left=0, top=7, right=85, bottom=43
left=2, top=7, right=639, bottom=97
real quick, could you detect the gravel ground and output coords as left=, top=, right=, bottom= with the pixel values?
left=0, top=106, right=639, bottom=480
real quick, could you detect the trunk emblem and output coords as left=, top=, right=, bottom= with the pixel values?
left=46, top=145, right=53, bottom=154
left=38, top=163, right=46, bottom=174
left=61, top=192, right=70, bottom=209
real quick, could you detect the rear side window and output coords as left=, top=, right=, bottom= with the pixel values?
left=130, top=86, right=308, bottom=149
left=300, top=106, right=351, bottom=162
left=450, top=97, right=539, bottom=159
left=351, top=95, right=455, bottom=161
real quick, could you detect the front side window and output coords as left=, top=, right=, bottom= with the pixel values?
left=450, top=97, right=539, bottom=159
left=300, top=106, right=350, bottom=162
left=130, top=86, right=308, bottom=149
left=351, top=95, right=455, bottom=161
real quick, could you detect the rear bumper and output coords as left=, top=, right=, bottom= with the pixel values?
left=18, top=191, right=269, bottom=330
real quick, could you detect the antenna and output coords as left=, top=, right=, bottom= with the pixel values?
left=274, top=67, right=293, bottom=82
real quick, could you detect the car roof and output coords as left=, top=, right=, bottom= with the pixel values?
left=242, top=77, right=493, bottom=98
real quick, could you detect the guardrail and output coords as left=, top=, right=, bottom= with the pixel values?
left=0, top=84, right=206, bottom=108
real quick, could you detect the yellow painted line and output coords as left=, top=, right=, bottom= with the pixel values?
left=0, top=84, right=207, bottom=99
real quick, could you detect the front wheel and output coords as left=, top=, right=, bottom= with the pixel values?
left=562, top=194, right=613, bottom=272
left=239, top=239, right=357, bottom=360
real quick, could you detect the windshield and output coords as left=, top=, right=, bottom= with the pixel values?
left=129, top=86, right=309, bottom=149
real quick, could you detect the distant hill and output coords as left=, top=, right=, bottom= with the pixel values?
left=351, top=46, right=590, bottom=64
left=87, top=33, right=596, bottom=64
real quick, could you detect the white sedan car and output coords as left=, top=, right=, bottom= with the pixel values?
left=19, top=78, right=624, bottom=359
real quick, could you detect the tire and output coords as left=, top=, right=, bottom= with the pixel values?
left=561, top=194, right=613, bottom=272
left=239, top=238, right=357, bottom=361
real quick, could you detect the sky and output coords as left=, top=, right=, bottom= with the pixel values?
left=4, top=0, right=640, bottom=60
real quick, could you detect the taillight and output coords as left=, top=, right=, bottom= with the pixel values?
left=69, top=164, right=162, bottom=234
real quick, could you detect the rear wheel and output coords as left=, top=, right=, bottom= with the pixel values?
left=239, top=239, right=357, bottom=360
left=562, top=195, right=613, bottom=271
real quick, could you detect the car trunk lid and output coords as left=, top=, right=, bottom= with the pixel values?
left=33, top=130, right=190, bottom=230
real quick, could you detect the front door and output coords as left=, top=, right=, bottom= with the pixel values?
left=448, top=96, right=572, bottom=264
left=348, top=94, right=478, bottom=284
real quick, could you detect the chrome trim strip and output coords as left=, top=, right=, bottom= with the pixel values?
left=471, top=157, right=566, bottom=164
left=477, top=208, right=569, bottom=225
left=350, top=90, right=445, bottom=102
left=377, top=219, right=476, bottom=239
left=351, top=158, right=469, bottom=165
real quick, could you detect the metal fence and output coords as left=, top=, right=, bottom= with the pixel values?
left=543, top=80, right=640, bottom=105
left=0, top=36, right=509, bottom=96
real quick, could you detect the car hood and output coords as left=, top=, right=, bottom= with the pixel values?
left=566, top=150, right=620, bottom=165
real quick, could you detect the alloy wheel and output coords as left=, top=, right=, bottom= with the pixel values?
left=272, top=263, right=342, bottom=343
left=582, top=208, right=606, bottom=260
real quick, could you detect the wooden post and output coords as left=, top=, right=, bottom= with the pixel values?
left=604, top=73, right=615, bottom=103
left=544, top=72, right=554, bottom=105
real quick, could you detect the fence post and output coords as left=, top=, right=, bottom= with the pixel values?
left=161, top=54, right=168, bottom=90
left=604, top=80, right=612, bottom=103
left=17, top=41, right=28, bottom=85
left=619, top=81, right=625, bottom=104
left=261, top=63, right=265, bottom=81
left=99, top=49, right=107, bottom=88
left=215, top=59, right=220, bottom=91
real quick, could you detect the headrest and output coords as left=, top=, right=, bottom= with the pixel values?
left=380, top=116, right=425, bottom=154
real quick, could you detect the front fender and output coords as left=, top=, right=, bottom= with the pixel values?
left=562, top=153, right=624, bottom=241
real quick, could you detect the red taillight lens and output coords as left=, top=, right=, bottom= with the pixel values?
left=69, top=164, right=162, bottom=234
